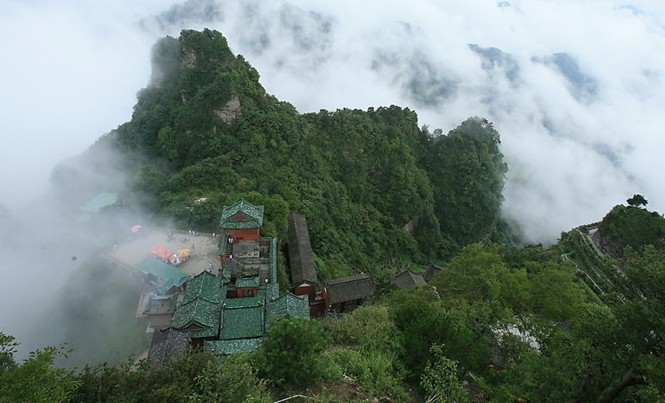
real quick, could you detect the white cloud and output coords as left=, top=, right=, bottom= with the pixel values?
left=204, top=0, right=665, bottom=243
left=2, top=0, right=665, bottom=241
left=0, top=1, right=179, bottom=212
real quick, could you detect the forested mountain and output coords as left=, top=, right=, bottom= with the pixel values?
left=2, top=30, right=664, bottom=402
left=59, top=29, right=509, bottom=281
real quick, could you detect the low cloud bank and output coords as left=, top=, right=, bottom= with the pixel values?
left=4, top=0, right=665, bottom=242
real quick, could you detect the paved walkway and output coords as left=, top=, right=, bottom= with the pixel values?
left=108, top=229, right=221, bottom=277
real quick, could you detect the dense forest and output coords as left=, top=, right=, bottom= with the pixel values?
left=2, top=29, right=664, bottom=402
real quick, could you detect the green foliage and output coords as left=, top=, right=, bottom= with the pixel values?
left=0, top=334, right=80, bottom=403
left=598, top=204, right=665, bottom=255
left=387, top=287, right=496, bottom=380
left=527, top=260, right=586, bottom=321
left=72, top=352, right=270, bottom=402
left=420, top=344, right=469, bottom=403
left=486, top=240, right=665, bottom=401
left=188, top=353, right=271, bottom=403
left=431, top=244, right=532, bottom=317
left=324, top=348, right=409, bottom=400
left=616, top=246, right=665, bottom=367
left=0, top=333, right=17, bottom=377
left=322, top=306, right=409, bottom=400
left=254, top=318, right=330, bottom=387
left=325, top=305, right=401, bottom=353
left=421, top=117, right=508, bottom=257
left=432, top=244, right=589, bottom=322
left=627, top=194, right=648, bottom=207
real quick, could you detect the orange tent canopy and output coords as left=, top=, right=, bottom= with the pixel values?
left=151, top=245, right=173, bottom=261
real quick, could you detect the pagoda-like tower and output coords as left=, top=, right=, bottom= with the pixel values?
left=219, top=199, right=264, bottom=265
left=219, top=199, right=264, bottom=241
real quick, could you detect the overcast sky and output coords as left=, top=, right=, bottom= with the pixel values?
left=2, top=0, right=665, bottom=243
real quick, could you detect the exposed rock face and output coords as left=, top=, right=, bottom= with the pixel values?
left=591, top=229, right=624, bottom=259
left=402, top=217, right=420, bottom=233
left=182, top=48, right=197, bottom=69
left=214, top=96, right=242, bottom=123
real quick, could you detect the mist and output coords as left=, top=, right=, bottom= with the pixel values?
left=2, top=0, right=665, bottom=359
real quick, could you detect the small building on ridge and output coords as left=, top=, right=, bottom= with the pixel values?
left=325, top=273, right=375, bottom=313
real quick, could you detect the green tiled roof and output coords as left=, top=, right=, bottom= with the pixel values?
left=137, top=257, right=190, bottom=292
left=220, top=268, right=233, bottom=284
left=182, top=271, right=223, bottom=305
left=257, top=237, right=280, bottom=300
left=269, top=237, right=278, bottom=299
left=224, top=290, right=265, bottom=308
left=267, top=292, right=310, bottom=322
left=82, top=192, right=118, bottom=213
left=220, top=305, right=264, bottom=339
left=204, top=338, right=263, bottom=355
left=219, top=199, right=264, bottom=229
left=172, top=299, right=220, bottom=338
left=236, top=276, right=260, bottom=288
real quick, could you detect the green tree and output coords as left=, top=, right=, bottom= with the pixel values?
left=627, top=194, right=648, bottom=208
left=0, top=333, right=17, bottom=377
left=73, top=351, right=270, bottom=402
left=431, top=244, right=531, bottom=315
left=387, top=286, right=496, bottom=379
left=254, top=318, right=330, bottom=387
left=421, top=344, right=469, bottom=403
left=527, top=260, right=586, bottom=321
left=0, top=334, right=80, bottom=403
left=600, top=245, right=665, bottom=400
left=421, top=117, right=508, bottom=256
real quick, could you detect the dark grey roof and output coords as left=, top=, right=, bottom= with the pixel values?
left=326, top=273, right=375, bottom=304
left=392, top=270, right=426, bottom=289
left=287, top=212, right=318, bottom=286
left=424, top=264, right=443, bottom=282
left=148, top=328, right=190, bottom=367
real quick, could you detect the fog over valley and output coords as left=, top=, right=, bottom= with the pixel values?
left=2, top=0, right=665, bottom=358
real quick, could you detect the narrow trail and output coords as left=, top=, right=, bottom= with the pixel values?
left=561, top=253, right=606, bottom=296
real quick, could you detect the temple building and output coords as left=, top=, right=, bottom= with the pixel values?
left=325, top=273, right=376, bottom=313
left=391, top=269, right=427, bottom=289
left=285, top=211, right=376, bottom=316
left=286, top=212, right=328, bottom=316
left=148, top=200, right=309, bottom=363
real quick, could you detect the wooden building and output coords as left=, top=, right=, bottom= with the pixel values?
left=136, top=293, right=177, bottom=336
left=287, top=212, right=319, bottom=290
left=219, top=199, right=264, bottom=241
left=171, top=271, right=223, bottom=348
left=160, top=199, right=310, bottom=356
left=218, top=199, right=264, bottom=266
left=325, top=273, right=375, bottom=313
left=392, top=269, right=426, bottom=289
